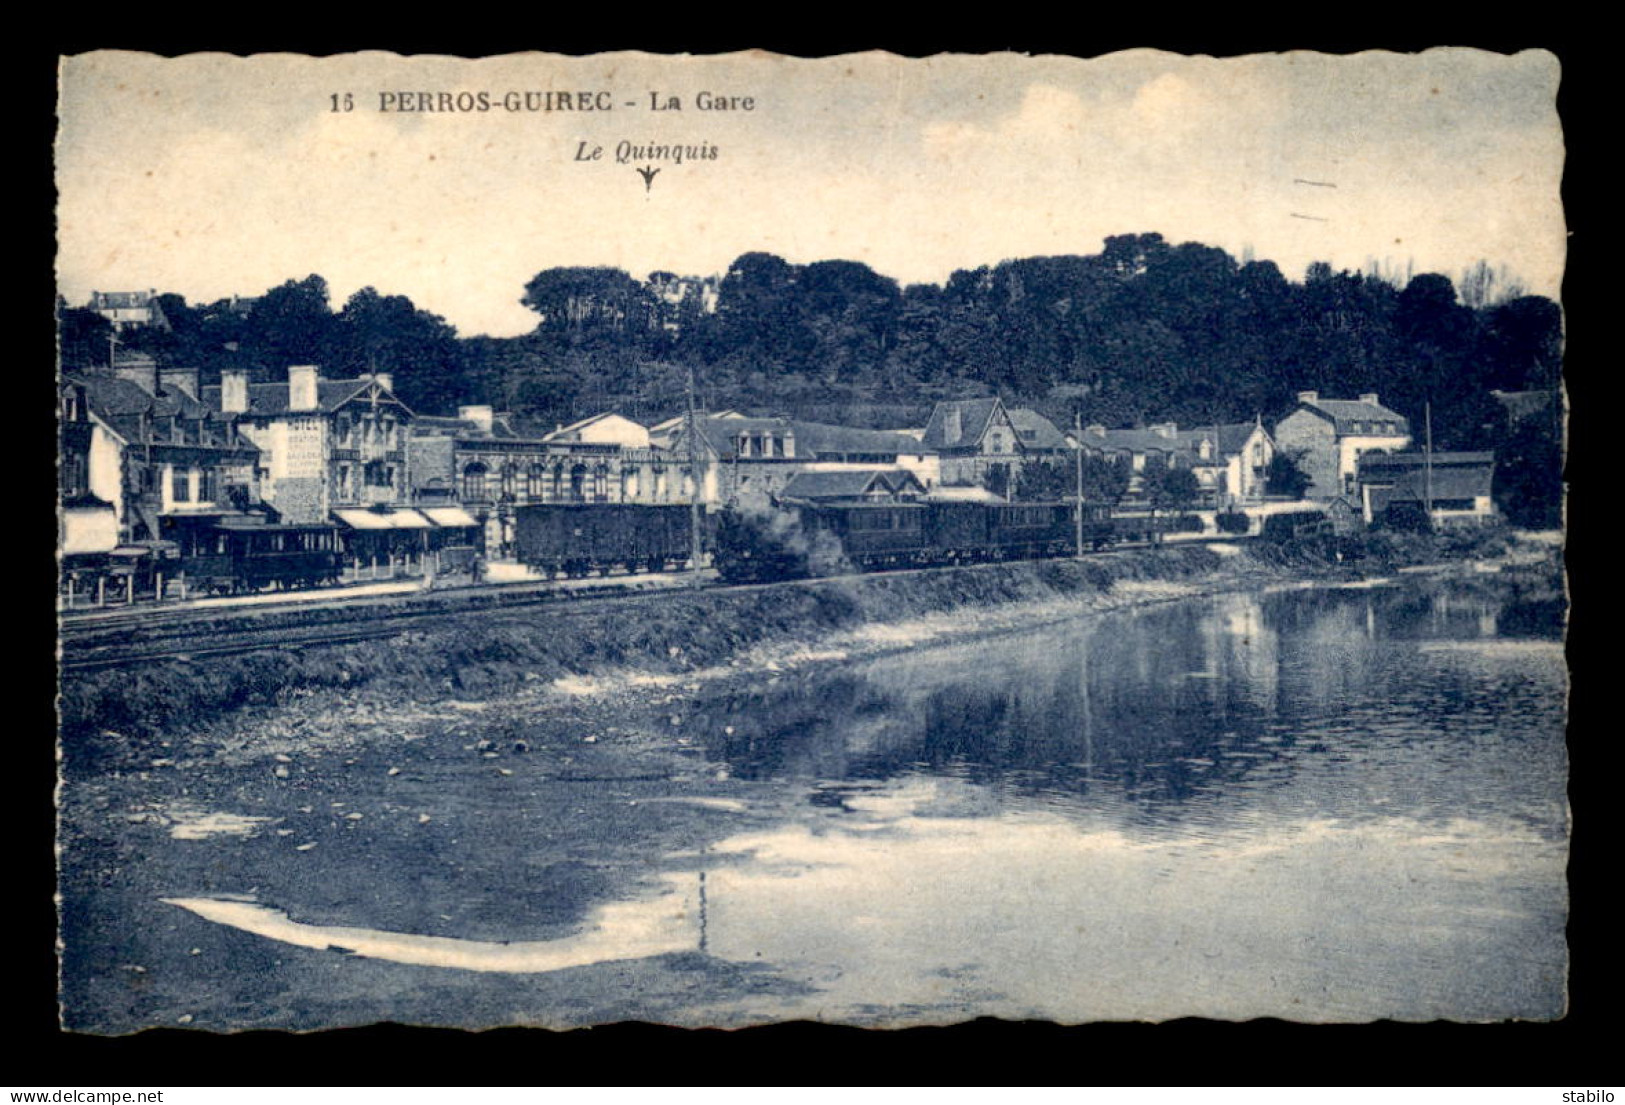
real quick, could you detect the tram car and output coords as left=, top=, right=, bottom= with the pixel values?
left=173, top=521, right=344, bottom=595
left=513, top=503, right=701, bottom=578
left=713, top=499, right=1117, bottom=583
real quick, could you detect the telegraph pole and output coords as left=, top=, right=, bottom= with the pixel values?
left=1074, top=412, right=1085, bottom=560
left=685, top=365, right=705, bottom=587
left=1424, top=400, right=1434, bottom=524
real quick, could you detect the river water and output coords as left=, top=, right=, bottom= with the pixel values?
left=67, top=571, right=1569, bottom=1029
left=673, top=577, right=1569, bottom=1023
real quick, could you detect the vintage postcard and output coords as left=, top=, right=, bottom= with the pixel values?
left=55, top=48, right=1567, bottom=1032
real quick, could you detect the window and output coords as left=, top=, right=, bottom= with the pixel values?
left=461, top=462, right=488, bottom=501
left=526, top=464, right=546, bottom=499
left=171, top=467, right=193, bottom=503
left=60, top=453, right=87, bottom=497
left=569, top=464, right=588, bottom=501
left=500, top=463, right=517, bottom=499
left=199, top=468, right=220, bottom=504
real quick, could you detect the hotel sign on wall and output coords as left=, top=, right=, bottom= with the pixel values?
left=283, top=417, right=325, bottom=480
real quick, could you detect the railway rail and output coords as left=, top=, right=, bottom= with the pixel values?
left=60, top=535, right=1251, bottom=673
left=60, top=572, right=722, bottom=672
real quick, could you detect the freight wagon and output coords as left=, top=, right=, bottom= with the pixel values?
left=513, top=503, right=701, bottom=578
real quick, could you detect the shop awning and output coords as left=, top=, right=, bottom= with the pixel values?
left=109, top=541, right=180, bottom=559
left=333, top=507, right=434, bottom=530
left=421, top=506, right=480, bottom=528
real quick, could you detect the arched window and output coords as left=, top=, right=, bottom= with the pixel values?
left=592, top=463, right=609, bottom=501
left=549, top=462, right=566, bottom=501
left=500, top=463, right=518, bottom=499
left=462, top=462, right=488, bottom=502
left=526, top=464, right=546, bottom=499
left=569, top=463, right=588, bottom=502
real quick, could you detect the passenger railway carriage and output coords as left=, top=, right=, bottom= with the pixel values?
left=171, top=520, right=344, bottom=594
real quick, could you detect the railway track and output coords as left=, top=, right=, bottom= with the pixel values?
left=60, top=573, right=723, bottom=671
left=61, top=538, right=1248, bottom=672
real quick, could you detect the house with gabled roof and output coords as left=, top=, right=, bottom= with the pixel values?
left=779, top=468, right=926, bottom=504
left=1175, top=418, right=1276, bottom=504
left=200, top=365, right=414, bottom=525
left=661, top=414, right=936, bottom=504
left=543, top=411, right=652, bottom=449
left=87, top=289, right=169, bottom=331
left=59, top=367, right=262, bottom=547
left=1272, top=390, right=1412, bottom=500
left=1005, top=408, right=1071, bottom=458
left=921, top=398, right=1023, bottom=486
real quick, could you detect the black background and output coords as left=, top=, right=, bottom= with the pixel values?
left=25, top=30, right=1608, bottom=1088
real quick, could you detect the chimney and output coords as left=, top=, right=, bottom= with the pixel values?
left=221, top=368, right=249, bottom=414
left=1359, top=392, right=1380, bottom=406
left=1297, top=390, right=1319, bottom=404
left=288, top=365, right=320, bottom=412
left=114, top=358, right=159, bottom=396
left=158, top=366, right=199, bottom=399
left=458, top=405, right=495, bottom=434
left=371, top=372, right=393, bottom=394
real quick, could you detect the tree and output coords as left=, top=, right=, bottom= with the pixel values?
left=335, top=287, right=463, bottom=411
left=1493, top=418, right=1563, bottom=530
left=521, top=267, right=657, bottom=342
left=57, top=303, right=113, bottom=370
left=1144, top=465, right=1200, bottom=514
left=1014, top=455, right=1131, bottom=504
left=1140, top=464, right=1201, bottom=543
left=1265, top=451, right=1312, bottom=500
left=244, top=275, right=338, bottom=372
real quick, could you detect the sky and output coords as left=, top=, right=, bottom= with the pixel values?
left=56, top=49, right=1565, bottom=338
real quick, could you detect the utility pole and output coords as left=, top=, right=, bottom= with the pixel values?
left=685, top=365, right=705, bottom=588
left=1424, top=400, right=1434, bottom=525
left=1073, top=412, right=1085, bottom=560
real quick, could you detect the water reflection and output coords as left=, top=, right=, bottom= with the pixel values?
left=694, top=583, right=1567, bottom=840
left=697, top=782, right=1567, bottom=1023
left=673, top=578, right=1567, bottom=1022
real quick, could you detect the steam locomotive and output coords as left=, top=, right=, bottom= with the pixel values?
left=713, top=499, right=1119, bottom=583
